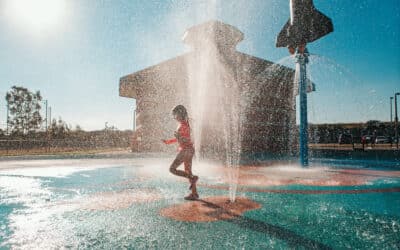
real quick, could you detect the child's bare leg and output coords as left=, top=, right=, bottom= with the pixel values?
left=170, top=162, right=191, bottom=179
left=184, top=162, right=196, bottom=192
left=184, top=154, right=198, bottom=195
left=171, top=149, right=198, bottom=200
left=184, top=161, right=193, bottom=177
left=169, top=151, right=192, bottom=179
left=191, top=180, right=198, bottom=195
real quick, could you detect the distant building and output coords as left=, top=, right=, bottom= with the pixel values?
left=120, top=20, right=297, bottom=158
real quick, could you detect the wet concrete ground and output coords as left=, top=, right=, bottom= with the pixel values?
left=1, top=156, right=399, bottom=249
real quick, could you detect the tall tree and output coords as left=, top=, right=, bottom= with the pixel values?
left=5, top=86, right=43, bottom=134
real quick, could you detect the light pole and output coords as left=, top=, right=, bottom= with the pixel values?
left=46, top=106, right=52, bottom=153
left=395, top=92, right=399, bottom=149
left=390, top=97, right=393, bottom=123
left=44, top=100, right=48, bottom=131
left=49, top=107, right=52, bottom=128
left=6, top=102, right=9, bottom=135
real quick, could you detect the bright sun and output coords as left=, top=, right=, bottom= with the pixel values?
left=4, top=0, right=66, bottom=34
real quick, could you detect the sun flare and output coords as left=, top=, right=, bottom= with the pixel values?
left=4, top=0, right=67, bottom=34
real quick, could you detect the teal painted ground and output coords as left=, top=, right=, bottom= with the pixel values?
left=0, top=160, right=399, bottom=249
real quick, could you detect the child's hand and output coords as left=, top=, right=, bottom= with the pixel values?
left=174, top=131, right=180, bottom=139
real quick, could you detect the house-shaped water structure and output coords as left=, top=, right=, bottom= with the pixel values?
left=120, top=20, right=297, bottom=159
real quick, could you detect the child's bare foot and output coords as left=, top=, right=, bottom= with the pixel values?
left=184, top=193, right=199, bottom=200
left=189, top=175, right=198, bottom=190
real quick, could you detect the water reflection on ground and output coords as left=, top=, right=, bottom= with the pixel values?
left=0, top=157, right=399, bottom=249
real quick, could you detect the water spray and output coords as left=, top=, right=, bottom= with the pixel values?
left=276, top=0, right=333, bottom=167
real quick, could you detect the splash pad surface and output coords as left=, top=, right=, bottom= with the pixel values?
left=0, top=157, right=399, bottom=249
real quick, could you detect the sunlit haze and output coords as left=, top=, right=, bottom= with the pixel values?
left=0, top=0, right=399, bottom=131
left=3, top=0, right=67, bottom=35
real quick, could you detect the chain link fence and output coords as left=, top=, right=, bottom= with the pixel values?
left=0, top=131, right=132, bottom=155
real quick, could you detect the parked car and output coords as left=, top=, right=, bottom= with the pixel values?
left=361, top=135, right=372, bottom=144
left=375, top=136, right=390, bottom=144
left=338, top=133, right=353, bottom=144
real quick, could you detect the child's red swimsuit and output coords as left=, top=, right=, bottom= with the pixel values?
left=164, top=121, right=193, bottom=151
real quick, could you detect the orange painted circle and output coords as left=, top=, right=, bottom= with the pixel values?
left=160, top=196, right=261, bottom=222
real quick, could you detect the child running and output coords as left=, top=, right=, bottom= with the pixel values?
left=162, top=105, right=199, bottom=200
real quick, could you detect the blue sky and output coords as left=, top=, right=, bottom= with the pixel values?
left=0, top=0, right=399, bottom=130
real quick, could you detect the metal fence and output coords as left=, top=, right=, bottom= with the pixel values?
left=0, top=137, right=130, bottom=154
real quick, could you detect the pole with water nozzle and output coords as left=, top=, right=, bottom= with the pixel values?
left=276, top=0, right=333, bottom=166
left=395, top=92, right=399, bottom=149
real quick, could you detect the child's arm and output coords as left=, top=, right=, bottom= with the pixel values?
left=174, top=131, right=189, bottom=144
left=162, top=138, right=177, bottom=144
left=163, top=124, right=190, bottom=145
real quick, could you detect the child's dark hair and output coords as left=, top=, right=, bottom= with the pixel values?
left=172, top=105, right=188, bottom=121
